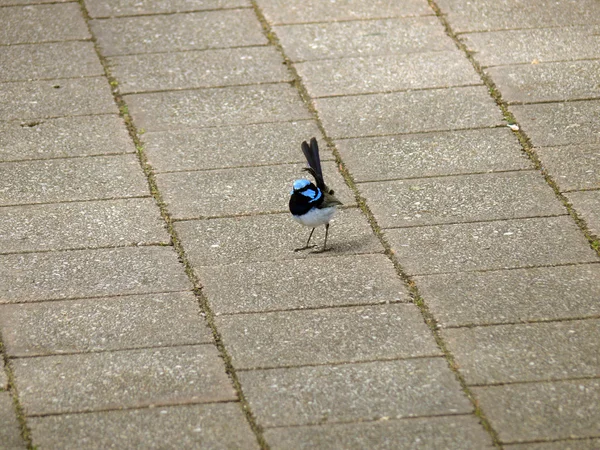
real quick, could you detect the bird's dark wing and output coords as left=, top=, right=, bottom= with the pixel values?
left=301, top=138, right=325, bottom=190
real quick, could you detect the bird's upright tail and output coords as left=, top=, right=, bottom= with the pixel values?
left=301, top=138, right=325, bottom=190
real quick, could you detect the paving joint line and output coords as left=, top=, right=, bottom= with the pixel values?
left=481, top=56, right=600, bottom=69
left=106, top=43, right=270, bottom=59
left=0, top=241, right=170, bottom=257
left=0, top=289, right=193, bottom=306
left=0, top=38, right=92, bottom=47
left=442, top=314, right=600, bottom=330
left=327, top=124, right=507, bottom=141
left=88, top=5, right=252, bottom=21
left=453, top=23, right=595, bottom=36
left=268, top=13, right=436, bottom=27
left=501, top=435, right=600, bottom=446
left=0, top=151, right=135, bottom=164
left=355, top=167, right=537, bottom=184
left=153, top=159, right=334, bottom=175
left=312, top=82, right=485, bottom=99
left=468, top=374, right=600, bottom=388
left=0, top=195, right=153, bottom=210
left=381, top=213, right=570, bottom=230
left=119, top=79, right=293, bottom=96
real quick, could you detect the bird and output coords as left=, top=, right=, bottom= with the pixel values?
left=289, top=137, right=342, bottom=253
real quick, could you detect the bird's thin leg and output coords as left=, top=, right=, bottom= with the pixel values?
left=312, top=223, right=331, bottom=254
left=294, top=228, right=316, bottom=252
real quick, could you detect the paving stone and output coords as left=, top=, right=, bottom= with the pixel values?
left=264, top=415, right=494, bottom=449
left=0, top=198, right=168, bottom=253
left=0, top=246, right=191, bottom=303
left=0, top=154, right=149, bottom=206
left=473, top=379, right=600, bottom=443
left=201, top=254, right=406, bottom=314
left=0, top=78, right=117, bottom=121
left=0, top=392, right=26, bottom=449
left=109, top=46, right=291, bottom=94
left=512, top=101, right=600, bottom=147
left=359, top=171, right=564, bottom=228
left=0, top=0, right=69, bottom=4
left=487, top=60, right=600, bottom=104
left=0, top=115, right=135, bottom=162
left=0, top=4, right=90, bottom=45
left=0, top=292, right=211, bottom=357
left=444, top=320, right=600, bottom=385
left=0, top=358, right=7, bottom=389
left=336, top=128, right=531, bottom=182
left=414, top=264, right=600, bottom=327
left=258, top=0, right=432, bottom=24
left=505, top=438, right=600, bottom=450
left=143, top=121, right=324, bottom=172
left=537, top=144, right=600, bottom=192
left=296, top=50, right=481, bottom=97
left=156, top=161, right=353, bottom=220
left=175, top=208, right=383, bottom=266
left=461, top=25, right=600, bottom=67
left=91, top=10, right=266, bottom=57
left=86, top=0, right=249, bottom=18
left=0, top=42, right=103, bottom=82
left=239, top=358, right=471, bottom=427
left=566, top=190, right=600, bottom=237
left=14, top=345, right=235, bottom=415
left=315, top=86, right=504, bottom=139
left=275, top=16, right=455, bottom=62
left=386, top=216, right=598, bottom=275
left=125, top=84, right=311, bottom=132
left=216, top=304, right=438, bottom=369
left=436, top=0, right=600, bottom=32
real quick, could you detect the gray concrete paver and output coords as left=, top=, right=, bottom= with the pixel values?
left=0, top=392, right=26, bottom=449
left=566, top=190, right=600, bottom=237
left=85, top=0, right=250, bottom=18
left=537, top=144, right=600, bottom=192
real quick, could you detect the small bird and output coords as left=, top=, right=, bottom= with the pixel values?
left=289, top=137, right=342, bottom=253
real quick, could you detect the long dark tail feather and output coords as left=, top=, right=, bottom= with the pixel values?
left=301, top=138, right=325, bottom=190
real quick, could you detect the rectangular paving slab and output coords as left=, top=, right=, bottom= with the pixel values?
left=536, top=144, right=600, bottom=192
left=216, top=304, right=439, bottom=369
left=85, top=0, right=250, bottom=18
left=0, top=292, right=212, bottom=357
left=0, top=246, right=191, bottom=303
left=29, top=402, right=258, bottom=450
left=0, top=154, right=149, bottom=206
left=109, top=46, right=291, bottom=94
left=239, top=358, right=472, bottom=427
left=473, top=379, right=600, bottom=443
left=0, top=392, right=26, bottom=449
left=414, top=264, right=600, bottom=327
left=13, top=345, right=235, bottom=415
left=125, top=84, right=311, bottom=132
left=315, top=86, right=504, bottom=138
left=336, top=128, right=531, bottom=182
left=0, top=41, right=103, bottom=82
left=91, top=9, right=266, bottom=56
left=200, top=254, right=407, bottom=314
left=386, top=216, right=598, bottom=275
left=175, top=208, right=383, bottom=266
left=566, top=190, right=600, bottom=237
left=359, top=170, right=564, bottom=228
left=443, top=319, right=600, bottom=385
left=0, top=115, right=135, bottom=162
left=0, top=198, right=168, bottom=253
left=142, top=121, right=323, bottom=172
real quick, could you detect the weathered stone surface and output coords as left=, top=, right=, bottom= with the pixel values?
left=315, top=86, right=504, bottom=138
left=156, top=161, right=353, bottom=219
left=125, top=84, right=311, bottom=132
left=0, top=154, right=149, bottom=206
left=264, top=415, right=494, bottom=449
left=386, top=216, right=598, bottom=275
left=91, top=10, right=266, bottom=56
left=359, top=171, right=564, bottom=228
left=0, top=41, right=103, bottom=82
left=29, top=403, right=258, bottom=450
left=175, top=208, right=383, bottom=266
left=0, top=77, right=117, bottom=121
left=537, top=144, right=600, bottom=192
left=239, top=358, right=471, bottom=427
left=275, top=16, right=455, bottom=61
left=462, top=25, right=600, bottom=67
left=0, top=4, right=89, bottom=44
left=143, top=121, right=324, bottom=172
left=415, top=264, right=600, bottom=327
left=512, top=101, right=600, bottom=147
left=0, top=292, right=211, bottom=357
left=0, top=392, right=26, bottom=449
left=487, top=60, right=600, bottom=104
left=296, top=51, right=481, bottom=97
left=109, top=46, right=291, bottom=94
left=0, top=198, right=168, bottom=253
left=14, top=345, right=235, bottom=415
left=201, top=254, right=406, bottom=314
left=444, top=319, right=600, bottom=385
left=0, top=359, right=7, bottom=389
left=473, top=379, right=600, bottom=442
left=0, top=115, right=134, bottom=162
left=566, top=190, right=600, bottom=237
left=336, top=128, right=531, bottom=182
left=505, top=438, right=600, bottom=450
left=216, top=304, right=438, bottom=368
left=86, top=0, right=249, bottom=18
left=0, top=247, right=191, bottom=303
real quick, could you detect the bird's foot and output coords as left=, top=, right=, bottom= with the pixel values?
left=294, top=244, right=317, bottom=252
left=311, top=246, right=331, bottom=254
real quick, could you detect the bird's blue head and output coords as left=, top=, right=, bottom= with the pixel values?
left=292, top=179, right=310, bottom=192
left=291, top=178, right=322, bottom=202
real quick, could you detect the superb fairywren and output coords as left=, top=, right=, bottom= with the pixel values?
left=289, top=138, right=342, bottom=253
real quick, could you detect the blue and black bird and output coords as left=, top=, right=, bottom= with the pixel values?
left=289, top=137, right=342, bottom=253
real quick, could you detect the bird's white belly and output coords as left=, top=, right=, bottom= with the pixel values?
left=293, top=206, right=337, bottom=228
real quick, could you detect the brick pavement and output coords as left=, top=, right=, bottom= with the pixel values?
left=0, top=0, right=599, bottom=448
